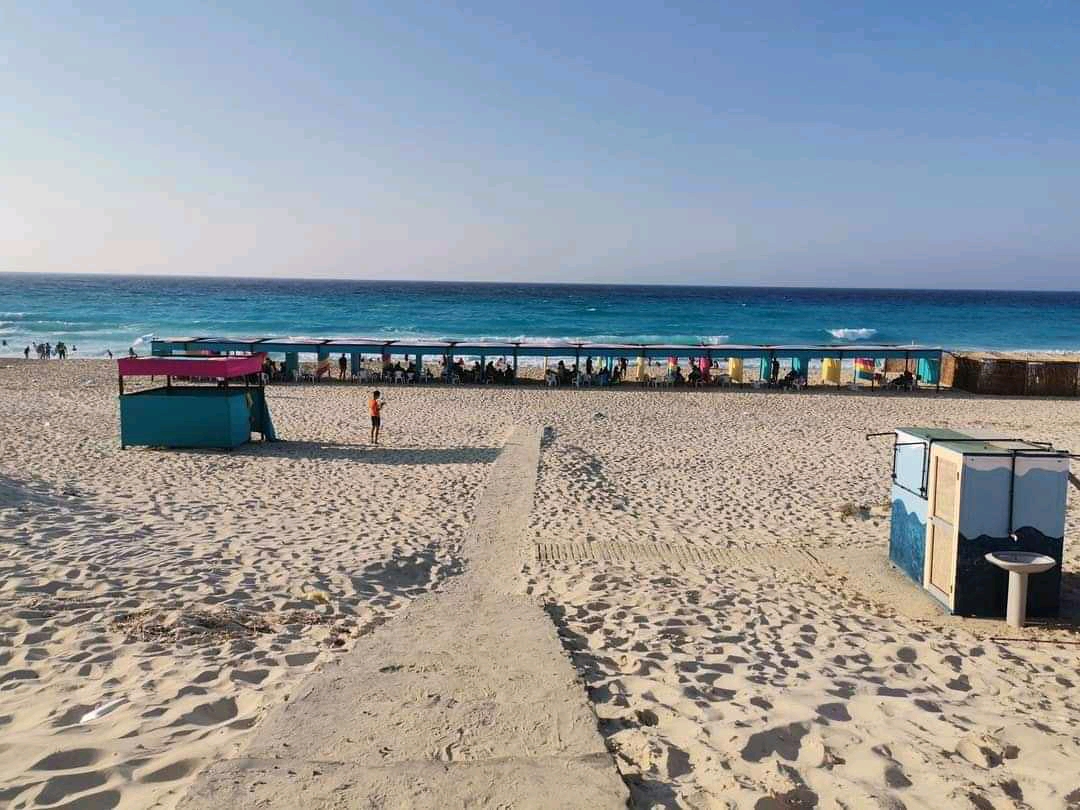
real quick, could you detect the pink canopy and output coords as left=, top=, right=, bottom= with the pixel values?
left=118, top=353, right=267, bottom=379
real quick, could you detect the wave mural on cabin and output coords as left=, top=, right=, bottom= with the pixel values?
left=889, top=489, right=928, bottom=585
left=958, top=463, right=1068, bottom=541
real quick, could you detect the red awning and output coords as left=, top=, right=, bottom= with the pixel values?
left=118, top=353, right=267, bottom=379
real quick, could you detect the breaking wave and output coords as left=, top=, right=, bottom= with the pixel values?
left=827, top=327, right=877, bottom=341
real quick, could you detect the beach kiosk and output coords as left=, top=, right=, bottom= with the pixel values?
left=880, top=428, right=1069, bottom=618
left=118, top=353, right=276, bottom=450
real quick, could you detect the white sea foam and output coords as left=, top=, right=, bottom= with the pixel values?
left=827, top=327, right=877, bottom=340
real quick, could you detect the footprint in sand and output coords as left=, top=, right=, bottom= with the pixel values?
left=36, top=770, right=110, bottom=804
left=172, top=697, right=238, bottom=727
left=0, top=668, right=39, bottom=686
left=230, top=668, right=269, bottom=685
left=31, top=747, right=104, bottom=770
left=140, top=758, right=201, bottom=783
left=49, top=789, right=121, bottom=810
left=740, top=722, right=810, bottom=763
left=815, top=702, right=851, bottom=722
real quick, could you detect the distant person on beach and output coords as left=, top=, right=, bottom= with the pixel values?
left=106, top=349, right=113, bottom=359
left=369, top=390, right=384, bottom=444
left=771, top=358, right=780, bottom=383
left=129, top=347, right=137, bottom=358
left=24, top=346, right=29, bottom=359
left=338, top=353, right=347, bottom=381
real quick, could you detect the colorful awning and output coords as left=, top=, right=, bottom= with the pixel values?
left=118, top=353, right=266, bottom=379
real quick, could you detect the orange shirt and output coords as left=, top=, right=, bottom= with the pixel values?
left=369, top=397, right=381, bottom=417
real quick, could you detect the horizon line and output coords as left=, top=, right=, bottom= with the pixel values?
left=2, top=269, right=1080, bottom=295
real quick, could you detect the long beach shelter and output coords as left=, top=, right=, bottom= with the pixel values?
left=151, top=337, right=945, bottom=388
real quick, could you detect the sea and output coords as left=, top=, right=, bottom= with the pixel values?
left=2, top=273, right=1079, bottom=358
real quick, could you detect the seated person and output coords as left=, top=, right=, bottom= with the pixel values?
left=890, top=370, right=915, bottom=389
left=688, top=366, right=701, bottom=384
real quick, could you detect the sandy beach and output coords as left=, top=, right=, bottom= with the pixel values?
left=2, top=359, right=1079, bottom=809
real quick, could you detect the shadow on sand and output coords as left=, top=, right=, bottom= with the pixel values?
left=235, top=441, right=501, bottom=465
left=1026, top=569, right=1080, bottom=631
left=348, top=546, right=465, bottom=604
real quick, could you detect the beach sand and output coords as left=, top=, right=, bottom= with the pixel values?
left=1, top=359, right=1079, bottom=809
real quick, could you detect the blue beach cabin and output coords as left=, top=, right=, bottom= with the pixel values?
left=886, top=428, right=1069, bottom=618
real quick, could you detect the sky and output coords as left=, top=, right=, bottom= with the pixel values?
left=2, top=1, right=1079, bottom=288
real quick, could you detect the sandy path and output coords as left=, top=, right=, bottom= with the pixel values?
left=178, top=426, right=628, bottom=809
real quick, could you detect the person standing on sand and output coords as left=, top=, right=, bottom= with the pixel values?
left=338, top=353, right=348, bottom=381
left=369, top=390, right=385, bottom=444
left=24, top=346, right=29, bottom=359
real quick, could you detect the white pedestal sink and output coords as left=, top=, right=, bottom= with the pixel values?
left=985, top=552, right=1057, bottom=628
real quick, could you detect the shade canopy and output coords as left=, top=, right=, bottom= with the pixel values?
left=118, top=353, right=267, bottom=379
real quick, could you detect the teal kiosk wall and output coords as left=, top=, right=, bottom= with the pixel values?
left=118, top=354, right=276, bottom=451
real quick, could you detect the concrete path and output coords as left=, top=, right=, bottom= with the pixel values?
left=179, top=426, right=629, bottom=809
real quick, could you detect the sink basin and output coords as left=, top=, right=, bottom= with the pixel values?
left=985, top=551, right=1057, bottom=575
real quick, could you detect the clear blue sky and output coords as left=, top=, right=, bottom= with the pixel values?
left=2, top=1, right=1078, bottom=288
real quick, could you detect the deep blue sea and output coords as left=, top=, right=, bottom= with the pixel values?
left=2, top=273, right=1079, bottom=358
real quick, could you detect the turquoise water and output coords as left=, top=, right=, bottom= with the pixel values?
left=1, top=273, right=1079, bottom=358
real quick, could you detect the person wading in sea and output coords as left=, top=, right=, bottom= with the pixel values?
left=369, top=390, right=385, bottom=445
